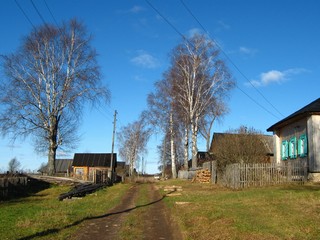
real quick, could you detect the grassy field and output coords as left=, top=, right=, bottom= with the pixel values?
left=157, top=180, right=320, bottom=240
left=2, top=179, right=320, bottom=240
left=0, top=182, right=130, bottom=240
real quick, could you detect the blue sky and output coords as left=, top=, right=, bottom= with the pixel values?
left=0, top=0, right=319, bottom=173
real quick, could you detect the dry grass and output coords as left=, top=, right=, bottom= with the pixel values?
left=157, top=180, right=320, bottom=240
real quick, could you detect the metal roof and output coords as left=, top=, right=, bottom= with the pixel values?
left=56, top=159, right=73, bottom=172
left=72, top=153, right=117, bottom=168
left=38, top=159, right=73, bottom=173
left=267, top=98, right=320, bottom=132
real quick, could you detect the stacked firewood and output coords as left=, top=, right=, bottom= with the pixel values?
left=193, top=168, right=211, bottom=183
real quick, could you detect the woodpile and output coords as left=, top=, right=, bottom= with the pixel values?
left=192, top=169, right=211, bottom=183
left=163, top=185, right=183, bottom=192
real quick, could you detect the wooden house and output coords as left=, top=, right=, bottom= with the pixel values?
left=267, top=98, right=320, bottom=181
left=72, top=153, right=117, bottom=182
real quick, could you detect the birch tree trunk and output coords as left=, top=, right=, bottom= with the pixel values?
left=162, top=137, right=166, bottom=178
left=184, top=125, right=189, bottom=170
left=170, top=111, right=177, bottom=178
left=191, top=116, right=199, bottom=169
left=47, top=116, right=58, bottom=175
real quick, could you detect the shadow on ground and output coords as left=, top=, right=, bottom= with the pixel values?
left=1, top=176, right=51, bottom=201
left=17, top=189, right=174, bottom=240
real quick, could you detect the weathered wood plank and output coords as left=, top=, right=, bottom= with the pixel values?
left=223, top=159, right=308, bottom=189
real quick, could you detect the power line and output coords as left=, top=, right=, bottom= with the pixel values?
left=145, top=0, right=187, bottom=41
left=14, top=0, right=36, bottom=29
left=30, top=0, right=47, bottom=26
left=43, top=0, right=59, bottom=27
left=96, top=106, right=114, bottom=122
left=146, top=0, right=282, bottom=120
left=179, top=0, right=284, bottom=118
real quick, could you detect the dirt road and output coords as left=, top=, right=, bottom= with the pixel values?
left=72, top=183, right=182, bottom=240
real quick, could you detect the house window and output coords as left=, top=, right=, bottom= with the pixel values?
left=289, top=137, right=297, bottom=159
left=75, top=168, right=84, bottom=175
left=298, top=134, right=308, bottom=157
left=281, top=140, right=289, bottom=160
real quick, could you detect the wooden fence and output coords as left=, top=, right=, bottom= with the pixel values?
left=223, top=160, right=308, bottom=189
left=0, top=175, right=28, bottom=199
left=203, top=161, right=217, bottom=183
left=88, top=170, right=109, bottom=184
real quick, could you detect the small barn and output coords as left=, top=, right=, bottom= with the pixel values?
left=72, top=153, right=117, bottom=182
left=38, top=159, right=73, bottom=176
left=267, top=98, right=320, bottom=181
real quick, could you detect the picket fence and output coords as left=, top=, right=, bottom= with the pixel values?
left=223, top=160, right=308, bottom=189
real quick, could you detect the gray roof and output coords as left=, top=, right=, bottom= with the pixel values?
left=267, top=98, right=320, bottom=132
left=38, top=159, right=73, bottom=173
left=56, top=159, right=73, bottom=172
left=72, top=153, right=117, bottom=168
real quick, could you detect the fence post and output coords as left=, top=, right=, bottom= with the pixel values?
left=211, top=161, right=217, bottom=184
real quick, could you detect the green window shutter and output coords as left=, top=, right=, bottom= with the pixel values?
left=298, top=134, right=308, bottom=157
left=281, top=140, right=288, bottom=160
left=289, top=137, right=297, bottom=159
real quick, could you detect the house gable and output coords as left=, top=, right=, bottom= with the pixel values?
left=267, top=98, right=320, bottom=174
left=267, top=98, right=320, bottom=132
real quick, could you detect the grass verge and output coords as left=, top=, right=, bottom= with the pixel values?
left=157, top=180, right=320, bottom=240
left=119, top=183, right=150, bottom=240
left=0, top=182, right=130, bottom=240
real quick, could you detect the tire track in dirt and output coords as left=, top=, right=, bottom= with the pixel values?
left=141, top=184, right=182, bottom=240
left=72, top=185, right=139, bottom=240
left=72, top=183, right=182, bottom=240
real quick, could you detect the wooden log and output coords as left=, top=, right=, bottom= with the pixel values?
left=58, top=182, right=111, bottom=201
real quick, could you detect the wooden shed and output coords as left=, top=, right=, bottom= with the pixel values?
left=72, top=153, right=117, bottom=182
left=38, top=159, right=73, bottom=176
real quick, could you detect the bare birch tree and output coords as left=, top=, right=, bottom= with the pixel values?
left=199, top=97, right=229, bottom=151
left=147, top=75, right=182, bottom=178
left=0, top=19, right=110, bottom=175
left=8, top=157, right=21, bottom=173
left=170, top=34, right=234, bottom=169
left=117, top=114, right=151, bottom=177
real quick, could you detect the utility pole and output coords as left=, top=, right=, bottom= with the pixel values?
left=110, top=110, right=117, bottom=183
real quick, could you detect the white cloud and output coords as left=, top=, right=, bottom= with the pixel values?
left=261, top=70, right=285, bottom=85
left=130, top=51, right=160, bottom=69
left=6, top=144, right=21, bottom=149
left=239, top=46, right=257, bottom=56
left=248, top=68, right=307, bottom=87
left=218, top=20, right=230, bottom=30
left=117, top=5, right=145, bottom=14
left=56, top=150, right=71, bottom=158
left=129, top=5, right=145, bottom=14
left=187, top=28, right=204, bottom=38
